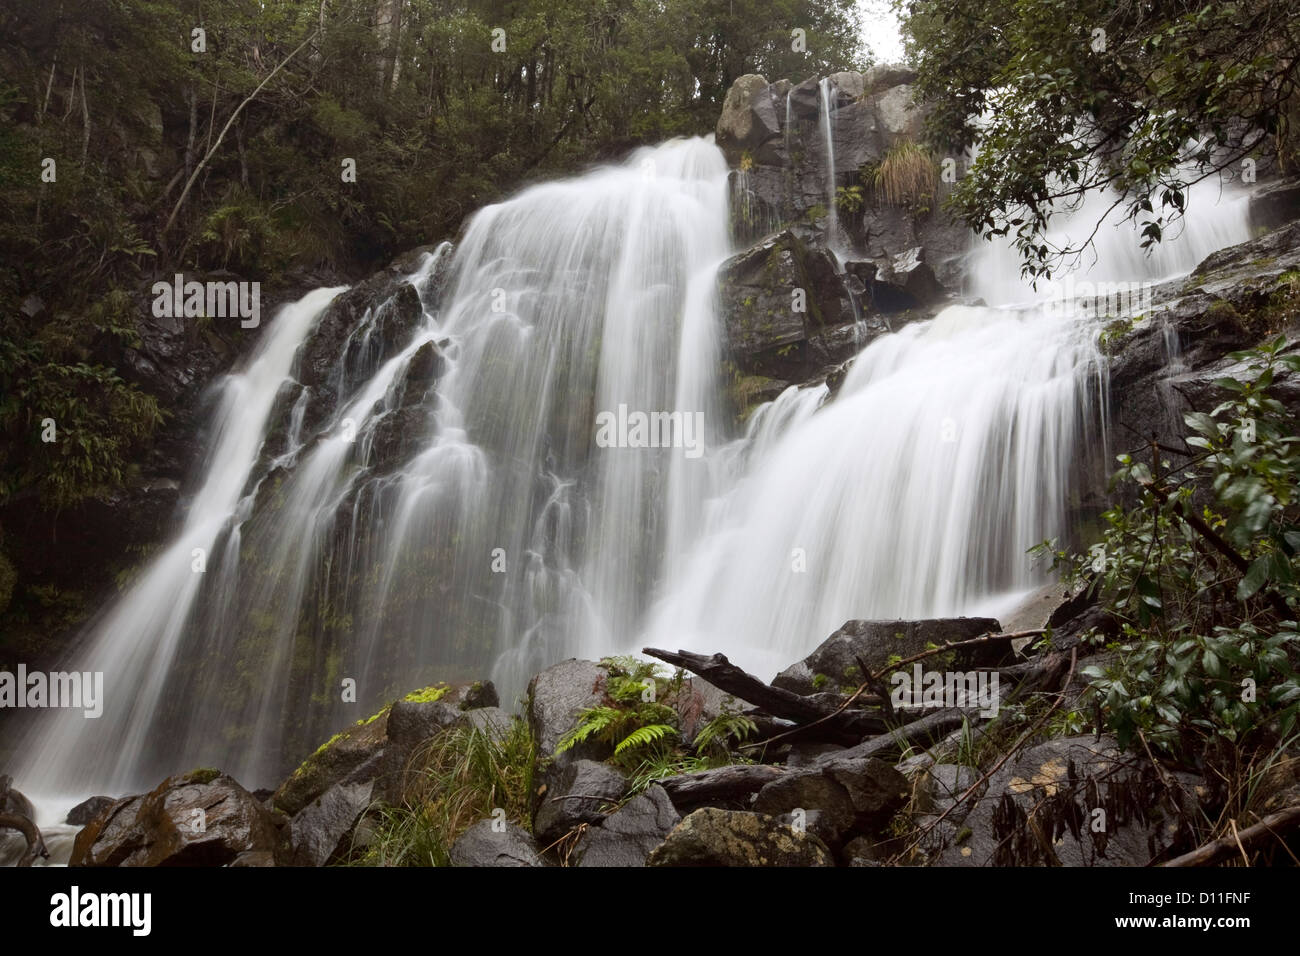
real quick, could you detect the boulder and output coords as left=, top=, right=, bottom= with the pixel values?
left=936, top=735, right=1204, bottom=866
left=574, top=784, right=680, bottom=867
left=873, top=84, right=925, bottom=144
left=283, top=780, right=374, bottom=866
left=526, top=659, right=609, bottom=759
left=647, top=808, right=835, bottom=866
left=533, top=759, right=627, bottom=847
left=0, top=776, right=35, bottom=821
left=864, top=63, right=919, bottom=94
left=463, top=706, right=513, bottom=744
left=716, top=74, right=781, bottom=164
left=877, top=246, right=946, bottom=306
left=66, top=795, right=116, bottom=826
left=272, top=710, right=389, bottom=816
left=753, top=756, right=910, bottom=846
left=70, top=769, right=279, bottom=867
left=772, top=617, right=1004, bottom=696
left=449, top=819, right=545, bottom=867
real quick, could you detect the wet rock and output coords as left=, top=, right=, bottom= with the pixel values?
left=718, top=229, right=858, bottom=380
left=70, top=769, right=279, bottom=867
left=284, top=780, right=374, bottom=866
left=463, top=706, right=513, bottom=744
left=753, top=756, right=910, bottom=846
left=936, top=735, right=1204, bottom=866
left=449, top=819, right=545, bottom=867
left=272, top=713, right=388, bottom=816
left=526, top=659, right=609, bottom=759
left=575, top=784, right=680, bottom=867
left=66, top=796, right=116, bottom=826
left=864, top=63, right=918, bottom=93
left=772, top=617, right=1004, bottom=696
left=533, top=759, right=626, bottom=847
left=647, top=808, right=835, bottom=866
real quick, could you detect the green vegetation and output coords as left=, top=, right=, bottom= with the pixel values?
left=901, top=0, right=1300, bottom=280
left=1036, top=337, right=1300, bottom=758
left=867, top=139, right=936, bottom=209
left=354, top=715, right=536, bottom=866
left=557, top=656, right=756, bottom=793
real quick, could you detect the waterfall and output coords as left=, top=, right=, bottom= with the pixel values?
left=636, top=171, right=1256, bottom=678
left=818, top=77, right=844, bottom=257
left=13, top=138, right=731, bottom=803
left=6, top=126, right=1261, bottom=829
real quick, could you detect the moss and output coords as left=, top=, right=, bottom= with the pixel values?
left=186, top=767, right=222, bottom=785
left=403, top=683, right=449, bottom=704
left=811, top=673, right=829, bottom=690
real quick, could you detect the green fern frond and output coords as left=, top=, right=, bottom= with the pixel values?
left=555, top=706, right=620, bottom=755
left=614, top=723, right=678, bottom=756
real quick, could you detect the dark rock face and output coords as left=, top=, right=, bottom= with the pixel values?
left=647, top=808, right=835, bottom=866
left=772, top=617, right=1004, bottom=696
left=70, top=769, right=279, bottom=867
left=272, top=713, right=389, bottom=817
left=284, top=780, right=374, bottom=866
left=574, top=784, right=680, bottom=867
left=936, top=735, right=1203, bottom=867
left=753, top=756, right=909, bottom=847
left=66, top=795, right=116, bottom=826
left=449, top=819, right=545, bottom=867
left=532, top=759, right=627, bottom=847
left=1106, top=215, right=1300, bottom=465
left=526, top=659, right=609, bottom=760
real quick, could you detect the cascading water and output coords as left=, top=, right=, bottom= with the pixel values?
left=12, top=138, right=731, bottom=812
left=818, top=77, right=845, bottom=257
left=635, top=172, right=1256, bottom=677
left=5, top=123, right=1261, bottom=855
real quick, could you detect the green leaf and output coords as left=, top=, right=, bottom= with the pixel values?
left=1237, top=555, right=1270, bottom=600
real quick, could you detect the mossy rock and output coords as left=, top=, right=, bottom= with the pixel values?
left=272, top=707, right=391, bottom=816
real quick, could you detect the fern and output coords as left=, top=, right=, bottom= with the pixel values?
left=614, top=723, right=678, bottom=756
left=693, top=711, right=758, bottom=757
left=555, top=706, right=621, bottom=754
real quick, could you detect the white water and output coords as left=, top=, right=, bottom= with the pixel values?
left=3, top=130, right=1260, bottom=847
left=818, top=77, right=845, bottom=258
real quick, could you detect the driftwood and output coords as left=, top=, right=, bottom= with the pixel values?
left=644, top=647, right=885, bottom=737
left=658, top=764, right=784, bottom=805
left=0, top=812, right=48, bottom=867
left=1161, top=805, right=1300, bottom=867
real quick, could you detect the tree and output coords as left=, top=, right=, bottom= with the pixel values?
left=900, top=0, right=1300, bottom=280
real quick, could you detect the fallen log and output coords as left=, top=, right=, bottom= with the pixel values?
left=0, top=812, right=48, bottom=867
left=644, top=647, right=886, bottom=737
left=1161, top=805, right=1300, bottom=867
left=658, top=764, right=784, bottom=807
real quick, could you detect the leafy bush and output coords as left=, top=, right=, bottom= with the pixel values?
left=1039, top=337, right=1300, bottom=754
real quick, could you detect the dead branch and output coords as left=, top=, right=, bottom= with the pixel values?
left=1161, top=805, right=1300, bottom=867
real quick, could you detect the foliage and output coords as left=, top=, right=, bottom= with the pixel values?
left=1035, top=337, right=1300, bottom=756
left=353, top=715, right=536, bottom=867
left=867, top=139, right=936, bottom=208
left=900, top=0, right=1300, bottom=280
